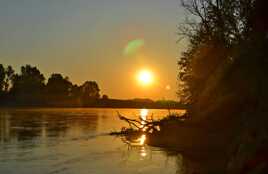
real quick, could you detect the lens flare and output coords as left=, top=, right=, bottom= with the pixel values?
left=124, top=39, right=144, bottom=56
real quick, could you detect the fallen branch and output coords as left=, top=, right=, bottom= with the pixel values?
left=117, top=111, right=161, bottom=133
left=110, top=111, right=185, bottom=137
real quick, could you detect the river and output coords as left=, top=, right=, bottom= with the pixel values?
left=0, top=108, right=186, bottom=174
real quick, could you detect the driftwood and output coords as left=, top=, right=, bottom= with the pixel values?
left=109, top=112, right=161, bottom=136
left=110, top=111, right=185, bottom=136
left=116, top=111, right=161, bottom=133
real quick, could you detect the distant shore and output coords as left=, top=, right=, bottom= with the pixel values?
left=0, top=98, right=187, bottom=110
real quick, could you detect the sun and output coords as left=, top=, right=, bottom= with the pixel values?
left=137, top=69, right=154, bottom=86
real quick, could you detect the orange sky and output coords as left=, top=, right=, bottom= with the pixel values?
left=0, top=0, right=187, bottom=100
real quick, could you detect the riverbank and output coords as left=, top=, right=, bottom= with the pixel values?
left=146, top=110, right=268, bottom=174
left=114, top=109, right=267, bottom=174
left=146, top=119, right=231, bottom=174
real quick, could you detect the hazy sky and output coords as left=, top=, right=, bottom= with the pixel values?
left=0, top=0, right=187, bottom=100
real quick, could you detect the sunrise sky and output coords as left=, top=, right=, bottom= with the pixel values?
left=0, top=0, right=187, bottom=100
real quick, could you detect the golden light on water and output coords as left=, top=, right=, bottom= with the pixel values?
left=137, top=70, right=154, bottom=86
left=140, top=109, right=148, bottom=131
left=140, top=147, right=147, bottom=157
left=140, top=109, right=148, bottom=120
left=138, top=110, right=148, bottom=158
left=139, top=134, right=146, bottom=145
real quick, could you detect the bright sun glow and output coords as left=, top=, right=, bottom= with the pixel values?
left=137, top=70, right=154, bottom=86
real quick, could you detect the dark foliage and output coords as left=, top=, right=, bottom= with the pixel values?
left=0, top=64, right=102, bottom=107
left=176, top=0, right=268, bottom=173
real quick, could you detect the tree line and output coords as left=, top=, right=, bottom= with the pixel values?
left=0, top=64, right=102, bottom=106
left=0, top=64, right=184, bottom=108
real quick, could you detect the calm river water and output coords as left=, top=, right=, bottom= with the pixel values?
left=0, top=108, right=185, bottom=174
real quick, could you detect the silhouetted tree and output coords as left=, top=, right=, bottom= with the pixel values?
left=70, top=84, right=81, bottom=98
left=0, top=64, right=107, bottom=106
left=177, top=0, right=258, bottom=105
left=176, top=1, right=268, bottom=172
left=80, top=81, right=100, bottom=103
left=0, top=65, right=14, bottom=103
left=3, top=66, right=14, bottom=92
left=10, top=65, right=45, bottom=104
left=46, top=73, right=72, bottom=99
left=0, top=64, right=5, bottom=94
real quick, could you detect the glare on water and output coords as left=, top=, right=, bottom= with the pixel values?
left=140, top=109, right=148, bottom=131
left=139, top=134, right=146, bottom=145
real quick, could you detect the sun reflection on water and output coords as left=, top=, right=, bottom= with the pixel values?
left=124, top=109, right=169, bottom=159
left=140, top=109, right=148, bottom=131
left=140, top=109, right=148, bottom=120
left=139, top=109, right=148, bottom=157
left=140, top=147, right=147, bottom=157
left=139, top=134, right=146, bottom=145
